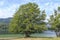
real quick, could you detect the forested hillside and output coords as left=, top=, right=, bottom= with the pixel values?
left=0, top=17, right=12, bottom=34
left=0, top=17, right=12, bottom=24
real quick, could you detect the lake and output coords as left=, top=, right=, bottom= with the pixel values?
left=31, top=30, right=57, bottom=37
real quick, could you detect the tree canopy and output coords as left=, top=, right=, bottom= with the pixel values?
left=9, top=3, right=47, bottom=37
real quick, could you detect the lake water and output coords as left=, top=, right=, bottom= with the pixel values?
left=31, top=30, right=57, bottom=37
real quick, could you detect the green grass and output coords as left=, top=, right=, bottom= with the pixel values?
left=0, top=34, right=25, bottom=38
left=0, top=33, right=56, bottom=38
left=0, top=34, right=58, bottom=40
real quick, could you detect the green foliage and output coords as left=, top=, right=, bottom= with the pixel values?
left=9, top=2, right=47, bottom=35
left=48, top=7, right=60, bottom=31
left=58, top=7, right=60, bottom=11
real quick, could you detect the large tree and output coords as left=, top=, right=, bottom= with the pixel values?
left=9, top=3, right=47, bottom=37
left=48, top=7, right=60, bottom=37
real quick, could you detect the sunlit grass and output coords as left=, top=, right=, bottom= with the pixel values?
left=13, top=37, right=60, bottom=40
left=0, top=36, right=59, bottom=40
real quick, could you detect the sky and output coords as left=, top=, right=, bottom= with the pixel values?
left=0, top=0, right=60, bottom=18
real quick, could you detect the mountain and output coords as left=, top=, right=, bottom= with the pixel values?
left=0, top=17, right=12, bottom=24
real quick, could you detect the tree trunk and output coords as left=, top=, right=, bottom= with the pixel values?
left=25, top=33, right=30, bottom=37
left=55, top=31, right=59, bottom=37
left=55, top=31, right=60, bottom=37
left=55, top=28, right=60, bottom=37
left=24, top=31, right=30, bottom=37
left=55, top=29, right=59, bottom=37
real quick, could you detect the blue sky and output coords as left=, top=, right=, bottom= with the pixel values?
left=0, top=0, right=60, bottom=18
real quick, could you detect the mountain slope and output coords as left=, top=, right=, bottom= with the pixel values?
left=0, top=17, right=12, bottom=24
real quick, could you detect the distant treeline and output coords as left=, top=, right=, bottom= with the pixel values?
left=0, top=18, right=12, bottom=34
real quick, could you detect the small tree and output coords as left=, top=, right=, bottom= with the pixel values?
left=48, top=7, right=60, bottom=37
left=9, top=3, right=47, bottom=37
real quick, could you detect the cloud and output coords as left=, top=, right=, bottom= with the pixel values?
left=0, top=1, right=5, bottom=6
left=45, top=2, right=50, bottom=6
left=0, top=3, right=20, bottom=18
left=43, top=2, right=60, bottom=14
left=0, top=0, right=60, bottom=18
left=39, top=2, right=60, bottom=19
